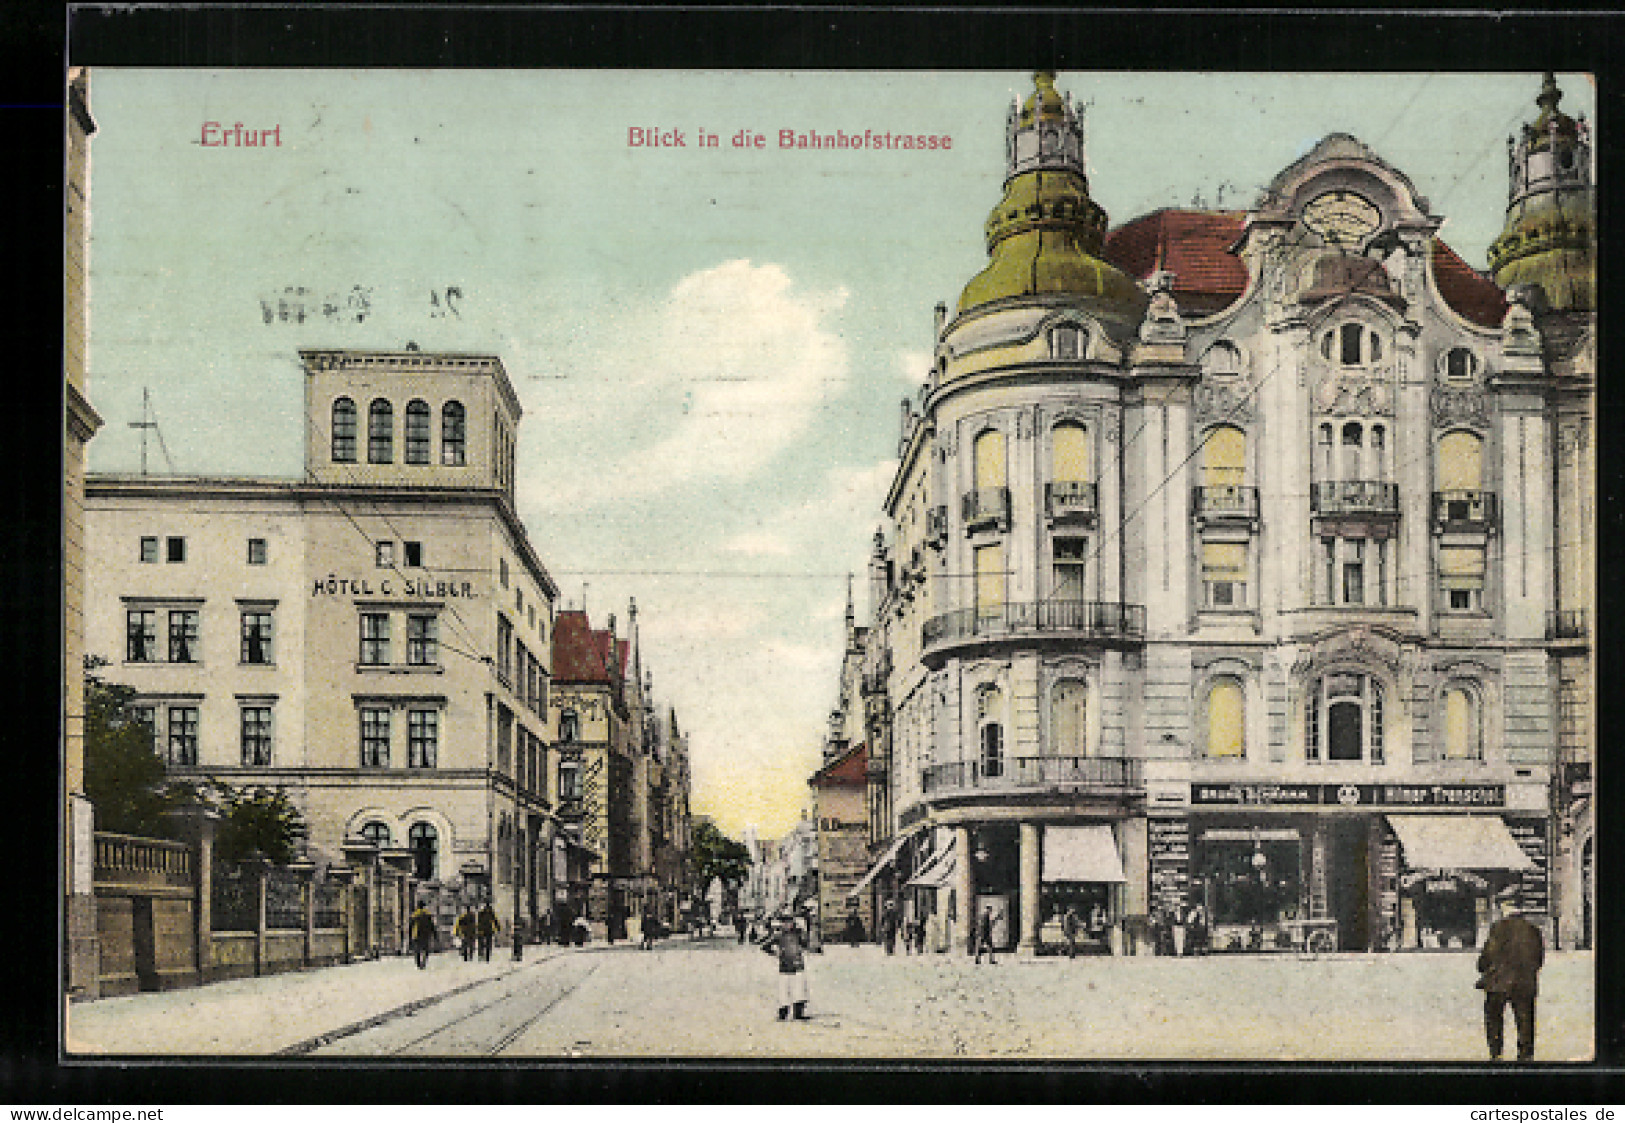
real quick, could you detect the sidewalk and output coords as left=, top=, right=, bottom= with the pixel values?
left=65, top=945, right=587, bottom=1056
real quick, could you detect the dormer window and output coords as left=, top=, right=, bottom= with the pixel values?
left=1050, top=325, right=1085, bottom=360
left=1203, top=341, right=1243, bottom=379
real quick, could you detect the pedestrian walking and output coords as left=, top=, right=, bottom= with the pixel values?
left=844, top=903, right=865, bottom=947
left=973, top=904, right=998, bottom=965
left=1062, top=905, right=1082, bottom=959
left=734, top=911, right=748, bottom=944
left=639, top=909, right=659, bottom=951
left=760, top=913, right=811, bottom=1021
left=455, top=906, right=477, bottom=962
left=409, top=901, right=438, bottom=970
left=476, top=902, right=499, bottom=961
left=881, top=900, right=899, bottom=955
left=1186, top=903, right=1208, bottom=956
left=1477, top=891, right=1545, bottom=1061
left=913, top=915, right=927, bottom=955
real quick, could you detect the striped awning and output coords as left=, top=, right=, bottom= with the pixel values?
left=906, top=839, right=959, bottom=889
left=847, top=833, right=910, bottom=899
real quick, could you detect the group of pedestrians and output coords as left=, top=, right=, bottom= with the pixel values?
left=876, top=901, right=927, bottom=956
left=405, top=900, right=500, bottom=969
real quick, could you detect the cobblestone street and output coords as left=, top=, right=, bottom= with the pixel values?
left=66, top=936, right=1594, bottom=1062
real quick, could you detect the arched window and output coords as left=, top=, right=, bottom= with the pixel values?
left=1444, top=347, right=1478, bottom=382
left=1051, top=423, right=1091, bottom=483
left=1206, top=678, right=1245, bottom=758
left=408, top=822, right=438, bottom=881
left=332, top=397, right=357, bottom=463
left=973, top=428, right=1007, bottom=490
left=1204, top=341, right=1243, bottom=378
left=441, top=401, right=466, bottom=466
left=977, top=686, right=1004, bottom=779
left=1203, top=426, right=1246, bottom=490
left=1341, top=422, right=1363, bottom=479
left=1437, top=430, right=1484, bottom=493
left=1306, top=673, right=1385, bottom=763
left=405, top=399, right=431, bottom=464
left=359, top=820, right=391, bottom=850
left=1443, top=686, right=1482, bottom=761
left=1050, top=680, right=1088, bottom=758
left=368, top=399, right=394, bottom=464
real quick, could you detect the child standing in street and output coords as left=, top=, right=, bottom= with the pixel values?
left=760, top=914, right=811, bottom=1021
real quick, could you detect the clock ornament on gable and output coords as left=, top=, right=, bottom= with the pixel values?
left=1302, top=190, right=1382, bottom=247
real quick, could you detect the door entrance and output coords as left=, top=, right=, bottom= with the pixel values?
left=1325, top=818, right=1371, bottom=951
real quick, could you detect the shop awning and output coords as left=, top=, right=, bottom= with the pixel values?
left=848, top=833, right=910, bottom=899
left=1043, top=825, right=1127, bottom=883
left=1386, top=815, right=1533, bottom=872
left=905, top=840, right=958, bottom=889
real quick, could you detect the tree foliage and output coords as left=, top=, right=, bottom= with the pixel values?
left=689, top=817, right=751, bottom=888
left=83, top=658, right=309, bottom=863
left=83, top=659, right=191, bottom=837
left=212, top=786, right=309, bottom=865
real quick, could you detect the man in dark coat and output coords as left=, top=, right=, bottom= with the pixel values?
left=973, top=904, right=998, bottom=965
left=1477, top=893, right=1545, bottom=1061
left=1062, top=906, right=1082, bottom=959
left=409, top=902, right=438, bottom=970
left=454, top=907, right=477, bottom=961
left=880, top=900, right=899, bottom=955
left=476, top=902, right=500, bottom=962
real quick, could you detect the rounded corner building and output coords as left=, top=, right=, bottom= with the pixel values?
left=860, top=71, right=1594, bottom=959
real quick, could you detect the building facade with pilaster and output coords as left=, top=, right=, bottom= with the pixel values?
left=859, top=72, right=1587, bottom=957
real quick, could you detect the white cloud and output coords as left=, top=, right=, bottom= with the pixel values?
left=895, top=348, right=933, bottom=385
left=521, top=260, right=849, bottom=510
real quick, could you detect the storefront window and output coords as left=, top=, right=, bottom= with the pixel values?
left=1198, top=835, right=1302, bottom=931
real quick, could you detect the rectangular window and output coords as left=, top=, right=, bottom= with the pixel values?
left=247, top=538, right=267, bottom=565
left=408, top=709, right=438, bottom=768
left=360, top=708, right=391, bottom=767
left=1202, top=541, right=1248, bottom=609
left=407, top=614, right=438, bottom=666
left=139, top=537, right=159, bottom=564
left=975, top=543, right=1006, bottom=622
left=1375, top=540, right=1388, bottom=607
left=496, top=614, right=513, bottom=684
left=241, top=610, right=273, bottom=664
left=1052, top=538, right=1087, bottom=601
left=240, top=706, right=272, bottom=766
left=375, top=541, right=394, bottom=568
left=403, top=540, right=422, bottom=567
left=166, top=536, right=186, bottom=563
left=1321, top=538, right=1336, bottom=605
left=359, top=612, right=391, bottom=665
left=1439, top=545, right=1486, bottom=613
left=1342, top=539, right=1365, bottom=606
left=127, top=609, right=158, bottom=662
left=500, top=558, right=509, bottom=588
left=560, top=762, right=582, bottom=801
left=167, top=706, right=199, bottom=766
left=168, top=610, right=200, bottom=663
left=497, top=705, right=513, bottom=775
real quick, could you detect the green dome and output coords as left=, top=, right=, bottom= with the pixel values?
left=1489, top=189, right=1594, bottom=312
left=956, top=154, right=1144, bottom=319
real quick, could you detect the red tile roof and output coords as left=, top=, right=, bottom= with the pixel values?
left=811, top=742, right=867, bottom=788
left=1103, top=208, right=1508, bottom=329
left=552, top=609, right=619, bottom=685
left=1430, top=239, right=1508, bottom=328
left=1103, top=209, right=1250, bottom=314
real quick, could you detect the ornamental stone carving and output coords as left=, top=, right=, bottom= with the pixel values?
left=1101, top=403, right=1121, bottom=443
left=1314, top=369, right=1395, bottom=416
left=1429, top=387, right=1491, bottom=429
left=1194, top=380, right=1257, bottom=424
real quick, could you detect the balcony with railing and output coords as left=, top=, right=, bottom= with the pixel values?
left=922, top=599, right=1145, bottom=661
left=1432, top=490, right=1498, bottom=533
left=1311, top=480, right=1400, bottom=517
left=921, top=755, right=1141, bottom=798
left=1193, top=484, right=1260, bottom=524
left=962, top=487, right=1011, bottom=533
left=1045, top=480, right=1098, bottom=523
left=1547, top=608, right=1590, bottom=642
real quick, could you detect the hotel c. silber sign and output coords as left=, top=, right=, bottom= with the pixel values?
left=1190, top=783, right=1506, bottom=807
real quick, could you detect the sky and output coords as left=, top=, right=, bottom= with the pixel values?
left=81, top=69, right=1592, bottom=840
